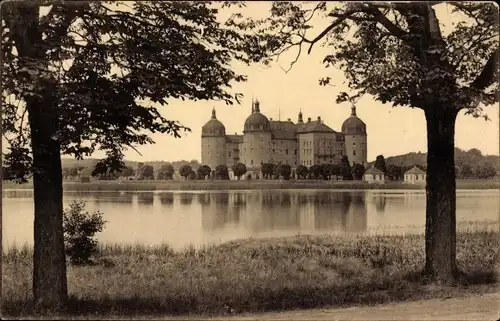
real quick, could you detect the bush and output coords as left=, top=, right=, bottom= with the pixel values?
left=63, top=201, right=106, bottom=265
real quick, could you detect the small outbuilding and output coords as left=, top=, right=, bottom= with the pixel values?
left=363, top=166, right=387, bottom=183
left=404, top=165, right=426, bottom=184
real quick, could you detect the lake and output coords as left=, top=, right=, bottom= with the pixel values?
left=3, top=189, right=499, bottom=250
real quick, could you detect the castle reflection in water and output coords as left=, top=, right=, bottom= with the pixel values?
left=195, top=191, right=367, bottom=234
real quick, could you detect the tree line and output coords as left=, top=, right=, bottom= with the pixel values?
left=35, top=151, right=495, bottom=183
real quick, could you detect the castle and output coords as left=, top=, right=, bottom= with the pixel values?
left=201, top=99, right=367, bottom=179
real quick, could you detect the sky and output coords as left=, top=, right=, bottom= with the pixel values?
left=6, top=2, right=500, bottom=163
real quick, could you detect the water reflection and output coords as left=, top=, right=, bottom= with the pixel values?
left=198, top=191, right=367, bottom=234
left=179, top=193, right=194, bottom=205
left=159, top=192, right=174, bottom=206
left=137, top=192, right=154, bottom=205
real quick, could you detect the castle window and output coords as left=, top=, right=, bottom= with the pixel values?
left=294, top=149, right=297, bottom=155
left=217, top=153, right=220, bottom=157
left=353, top=150, right=356, bottom=156
left=353, top=142, right=356, bottom=147
left=251, top=160, right=254, bottom=165
left=273, top=149, right=275, bottom=153
left=285, top=149, right=288, bottom=155
left=229, top=152, right=232, bottom=157
left=352, top=136, right=355, bottom=140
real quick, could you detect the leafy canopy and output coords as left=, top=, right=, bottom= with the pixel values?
left=2, top=1, right=262, bottom=181
left=234, top=2, right=498, bottom=113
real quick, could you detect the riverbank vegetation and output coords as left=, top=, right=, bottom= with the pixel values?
left=3, top=222, right=499, bottom=318
left=3, top=178, right=499, bottom=191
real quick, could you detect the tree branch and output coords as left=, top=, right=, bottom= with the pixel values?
left=471, top=48, right=499, bottom=91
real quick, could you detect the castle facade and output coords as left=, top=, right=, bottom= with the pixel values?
left=201, top=99, right=367, bottom=179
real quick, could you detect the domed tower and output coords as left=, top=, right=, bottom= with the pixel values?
left=341, top=104, right=367, bottom=166
left=201, top=108, right=227, bottom=170
left=241, top=98, right=272, bottom=172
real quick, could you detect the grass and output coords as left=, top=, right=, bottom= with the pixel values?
left=3, top=178, right=499, bottom=191
left=2, top=224, right=499, bottom=318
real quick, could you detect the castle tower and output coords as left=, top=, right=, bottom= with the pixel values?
left=341, top=103, right=367, bottom=166
left=241, top=98, right=272, bottom=175
left=201, top=108, right=227, bottom=171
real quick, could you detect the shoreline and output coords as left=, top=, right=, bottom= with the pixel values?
left=3, top=178, right=499, bottom=191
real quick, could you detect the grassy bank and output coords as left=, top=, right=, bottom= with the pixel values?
left=3, top=178, right=499, bottom=191
left=2, top=228, right=499, bottom=318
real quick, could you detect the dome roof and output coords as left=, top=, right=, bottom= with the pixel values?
left=244, top=99, right=270, bottom=132
left=202, top=108, right=226, bottom=137
left=341, top=106, right=366, bottom=135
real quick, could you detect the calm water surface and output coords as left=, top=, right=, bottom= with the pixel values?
left=3, top=189, right=499, bottom=250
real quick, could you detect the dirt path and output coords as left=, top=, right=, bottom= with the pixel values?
left=216, top=292, right=500, bottom=321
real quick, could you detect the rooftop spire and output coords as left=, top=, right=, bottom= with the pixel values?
left=211, top=107, right=217, bottom=119
left=298, top=108, right=303, bottom=123
left=251, top=97, right=255, bottom=113
left=350, top=102, right=357, bottom=117
left=254, top=97, right=260, bottom=113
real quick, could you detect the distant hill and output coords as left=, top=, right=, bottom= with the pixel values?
left=367, top=148, right=500, bottom=172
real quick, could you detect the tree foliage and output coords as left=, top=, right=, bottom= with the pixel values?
left=136, top=164, right=154, bottom=180
left=275, top=163, right=292, bottom=180
left=231, top=162, right=247, bottom=179
left=157, top=163, right=175, bottom=180
left=374, top=155, right=387, bottom=174
left=197, top=165, right=211, bottom=180
left=295, top=164, right=308, bottom=179
left=2, top=1, right=263, bottom=179
left=340, top=156, right=353, bottom=180
left=260, top=163, right=275, bottom=179
left=179, top=164, right=192, bottom=180
left=215, top=164, right=230, bottom=180
left=351, top=163, right=365, bottom=180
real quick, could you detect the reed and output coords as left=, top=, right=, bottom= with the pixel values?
left=3, top=227, right=499, bottom=318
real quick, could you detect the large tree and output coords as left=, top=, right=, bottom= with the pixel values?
left=2, top=0, right=259, bottom=309
left=244, top=2, right=498, bottom=282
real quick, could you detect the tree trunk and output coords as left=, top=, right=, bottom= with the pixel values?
left=28, top=97, right=68, bottom=309
left=424, top=107, right=458, bottom=283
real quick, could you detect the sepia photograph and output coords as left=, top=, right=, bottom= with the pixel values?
left=1, top=1, right=499, bottom=319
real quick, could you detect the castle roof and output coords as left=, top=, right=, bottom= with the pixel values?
left=226, top=134, right=243, bottom=144
left=270, top=120, right=297, bottom=140
left=296, top=120, right=336, bottom=134
left=364, top=166, right=384, bottom=175
left=405, top=165, right=426, bottom=175
left=244, top=99, right=271, bottom=132
left=341, top=105, right=366, bottom=135
left=202, top=108, right=226, bottom=137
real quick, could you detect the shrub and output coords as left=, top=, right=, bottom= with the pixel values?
left=63, top=201, right=106, bottom=265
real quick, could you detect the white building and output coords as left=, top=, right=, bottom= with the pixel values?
left=363, top=166, right=387, bottom=183
left=404, top=165, right=426, bottom=184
